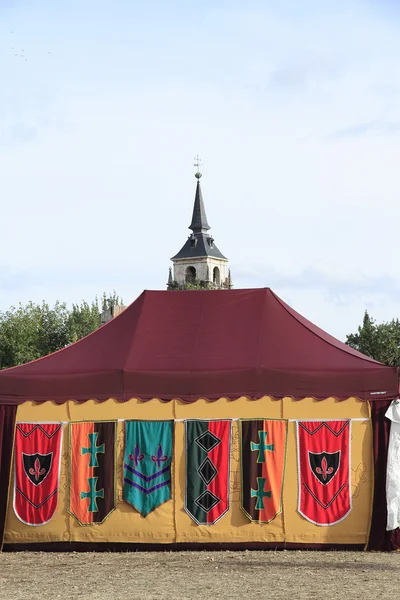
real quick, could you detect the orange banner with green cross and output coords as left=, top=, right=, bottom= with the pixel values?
left=69, top=421, right=116, bottom=526
left=240, top=419, right=288, bottom=524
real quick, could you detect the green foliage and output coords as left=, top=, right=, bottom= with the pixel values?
left=168, top=279, right=217, bottom=291
left=68, top=300, right=101, bottom=344
left=101, top=290, right=123, bottom=312
left=0, top=301, right=70, bottom=368
left=0, top=292, right=122, bottom=369
left=345, top=310, right=400, bottom=366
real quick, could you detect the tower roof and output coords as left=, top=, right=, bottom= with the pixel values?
left=171, top=173, right=227, bottom=261
left=170, top=234, right=227, bottom=261
left=188, top=179, right=210, bottom=233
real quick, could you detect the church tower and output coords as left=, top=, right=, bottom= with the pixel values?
left=168, top=165, right=231, bottom=290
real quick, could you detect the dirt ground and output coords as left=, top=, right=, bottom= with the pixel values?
left=0, top=550, right=398, bottom=600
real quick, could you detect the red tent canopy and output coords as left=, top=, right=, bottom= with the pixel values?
left=0, top=288, right=397, bottom=404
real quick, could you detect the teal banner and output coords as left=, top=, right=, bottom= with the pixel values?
left=123, top=420, right=173, bottom=517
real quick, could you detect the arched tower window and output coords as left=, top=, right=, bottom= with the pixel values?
left=185, top=266, right=196, bottom=284
left=213, top=266, right=220, bottom=286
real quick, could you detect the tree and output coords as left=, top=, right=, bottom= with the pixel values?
left=167, top=267, right=232, bottom=291
left=68, top=300, right=101, bottom=343
left=0, top=292, right=123, bottom=369
left=167, top=278, right=216, bottom=291
left=0, top=301, right=70, bottom=369
left=345, top=310, right=400, bottom=366
left=101, top=290, right=123, bottom=313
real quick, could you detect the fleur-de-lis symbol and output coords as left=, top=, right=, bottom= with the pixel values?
left=151, top=445, right=168, bottom=468
left=29, top=458, right=46, bottom=481
left=128, top=444, right=144, bottom=466
left=316, top=456, right=334, bottom=481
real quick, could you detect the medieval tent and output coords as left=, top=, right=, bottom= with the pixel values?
left=0, top=288, right=398, bottom=550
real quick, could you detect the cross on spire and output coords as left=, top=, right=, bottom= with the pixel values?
left=194, top=155, right=202, bottom=179
left=250, top=431, right=274, bottom=463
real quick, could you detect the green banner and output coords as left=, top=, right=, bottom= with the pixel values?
left=185, top=420, right=231, bottom=525
left=123, top=420, right=173, bottom=517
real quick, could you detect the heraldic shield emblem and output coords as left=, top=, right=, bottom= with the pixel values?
left=23, top=453, right=53, bottom=487
left=308, top=451, right=340, bottom=486
left=297, top=421, right=351, bottom=526
left=14, top=423, right=63, bottom=526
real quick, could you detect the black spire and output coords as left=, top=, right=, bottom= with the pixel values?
left=170, top=165, right=227, bottom=261
left=188, top=177, right=210, bottom=233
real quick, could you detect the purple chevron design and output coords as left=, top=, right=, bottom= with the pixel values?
left=123, top=478, right=171, bottom=495
left=124, top=463, right=170, bottom=482
left=123, top=420, right=173, bottom=516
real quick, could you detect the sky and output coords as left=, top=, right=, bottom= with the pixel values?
left=1, top=0, right=400, bottom=341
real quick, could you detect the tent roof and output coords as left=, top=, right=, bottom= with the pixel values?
left=0, top=288, right=397, bottom=404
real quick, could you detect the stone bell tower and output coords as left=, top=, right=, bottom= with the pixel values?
left=168, top=161, right=231, bottom=290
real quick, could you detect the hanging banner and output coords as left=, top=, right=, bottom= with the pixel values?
left=386, top=401, right=400, bottom=530
left=14, top=423, right=63, bottom=526
left=185, top=420, right=231, bottom=525
left=69, top=421, right=116, bottom=525
left=123, top=420, right=173, bottom=517
left=240, top=419, right=287, bottom=524
left=297, top=420, right=351, bottom=526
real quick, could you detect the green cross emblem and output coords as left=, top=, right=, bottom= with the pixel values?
left=82, top=432, right=105, bottom=467
left=80, top=476, right=104, bottom=512
left=251, top=477, right=271, bottom=510
left=250, top=431, right=274, bottom=463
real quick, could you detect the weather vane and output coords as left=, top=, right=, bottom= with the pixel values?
left=194, top=155, right=202, bottom=179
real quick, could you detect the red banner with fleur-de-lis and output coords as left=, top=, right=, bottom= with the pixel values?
left=297, top=420, right=351, bottom=526
left=13, top=423, right=63, bottom=526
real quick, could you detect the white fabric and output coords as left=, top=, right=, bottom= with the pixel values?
left=385, top=399, right=400, bottom=424
left=386, top=419, right=400, bottom=530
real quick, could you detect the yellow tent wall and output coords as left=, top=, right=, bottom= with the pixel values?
left=4, top=396, right=371, bottom=546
